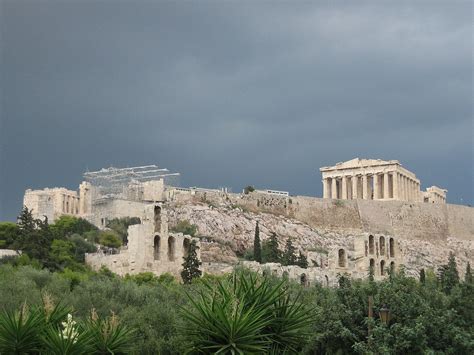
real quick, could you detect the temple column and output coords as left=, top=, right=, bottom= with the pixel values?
left=408, top=179, right=413, bottom=201
left=342, top=176, right=348, bottom=199
left=403, top=176, right=407, bottom=200
left=374, top=174, right=381, bottom=199
left=383, top=173, right=390, bottom=199
left=352, top=175, right=358, bottom=199
left=393, top=172, right=399, bottom=200
left=323, top=178, right=330, bottom=198
left=362, top=175, right=368, bottom=199
left=331, top=178, right=338, bottom=199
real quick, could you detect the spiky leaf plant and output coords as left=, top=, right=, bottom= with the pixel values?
left=86, top=309, right=136, bottom=354
left=0, top=304, right=44, bottom=354
left=181, top=270, right=315, bottom=354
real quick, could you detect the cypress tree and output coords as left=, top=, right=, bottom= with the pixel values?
left=420, top=269, right=426, bottom=284
left=253, top=221, right=262, bottom=263
left=465, top=262, right=473, bottom=284
left=438, top=252, right=459, bottom=293
left=297, top=251, right=308, bottom=268
left=181, top=240, right=202, bottom=284
left=281, top=238, right=297, bottom=266
left=262, top=232, right=281, bottom=263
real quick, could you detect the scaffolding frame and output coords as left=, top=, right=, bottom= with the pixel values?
left=84, top=165, right=180, bottom=198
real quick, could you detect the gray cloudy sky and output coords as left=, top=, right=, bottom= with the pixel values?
left=0, top=0, right=472, bottom=221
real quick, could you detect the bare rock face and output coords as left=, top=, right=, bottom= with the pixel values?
left=167, top=200, right=473, bottom=278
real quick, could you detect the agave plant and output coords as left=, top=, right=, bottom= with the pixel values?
left=0, top=304, right=44, bottom=354
left=181, top=270, right=315, bottom=354
left=86, top=309, right=137, bottom=354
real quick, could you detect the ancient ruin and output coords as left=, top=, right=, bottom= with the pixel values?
left=20, top=159, right=472, bottom=284
left=320, top=158, right=447, bottom=203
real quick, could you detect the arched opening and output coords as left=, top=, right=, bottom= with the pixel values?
left=154, top=206, right=162, bottom=233
left=389, top=238, right=395, bottom=257
left=338, top=249, right=346, bottom=267
left=379, top=236, right=385, bottom=256
left=300, top=273, right=307, bottom=286
left=325, top=275, right=329, bottom=287
left=369, top=258, right=375, bottom=275
left=153, top=235, right=161, bottom=260
left=282, top=271, right=289, bottom=279
left=369, top=235, right=375, bottom=255
left=390, top=261, right=395, bottom=274
left=380, top=260, right=386, bottom=276
left=183, top=238, right=190, bottom=258
left=167, top=236, right=176, bottom=261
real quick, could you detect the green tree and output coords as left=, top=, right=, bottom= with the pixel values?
left=281, top=238, right=297, bottom=266
left=51, top=215, right=97, bottom=240
left=170, top=220, right=198, bottom=237
left=243, top=185, right=255, bottom=194
left=106, top=217, right=140, bottom=245
left=253, top=221, right=262, bottom=263
left=465, top=262, right=472, bottom=284
left=13, top=207, right=54, bottom=267
left=68, top=234, right=97, bottom=263
left=261, top=232, right=281, bottom=263
left=49, top=240, right=76, bottom=269
left=297, top=251, right=308, bottom=268
left=0, top=222, right=18, bottom=249
left=181, top=240, right=202, bottom=284
left=438, top=252, right=459, bottom=293
left=98, top=231, right=122, bottom=248
left=420, top=268, right=426, bottom=284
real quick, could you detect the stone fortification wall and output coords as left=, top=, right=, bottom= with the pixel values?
left=90, top=199, right=152, bottom=228
left=206, top=191, right=473, bottom=242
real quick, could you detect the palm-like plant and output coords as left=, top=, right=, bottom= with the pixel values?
left=0, top=305, right=44, bottom=354
left=86, top=310, right=136, bottom=354
left=181, top=270, right=315, bottom=354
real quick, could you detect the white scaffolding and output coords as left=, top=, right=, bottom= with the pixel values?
left=83, top=165, right=180, bottom=198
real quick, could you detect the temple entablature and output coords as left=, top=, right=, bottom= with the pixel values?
left=320, top=158, right=446, bottom=203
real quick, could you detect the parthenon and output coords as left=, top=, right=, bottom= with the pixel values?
left=320, top=158, right=447, bottom=203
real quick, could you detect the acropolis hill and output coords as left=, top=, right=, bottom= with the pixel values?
left=22, top=158, right=473, bottom=284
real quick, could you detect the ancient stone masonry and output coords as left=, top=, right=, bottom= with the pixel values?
left=85, top=204, right=200, bottom=278
left=21, top=161, right=472, bottom=283
left=24, top=188, right=80, bottom=222
left=320, top=158, right=447, bottom=203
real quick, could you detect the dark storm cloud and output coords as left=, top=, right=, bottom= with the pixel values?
left=1, top=0, right=472, bottom=220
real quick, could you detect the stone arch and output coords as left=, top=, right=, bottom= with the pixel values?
left=325, top=275, right=329, bottom=287
left=369, top=258, right=375, bottom=275
left=379, top=236, right=385, bottom=256
left=167, top=236, right=176, bottom=261
left=369, top=235, right=375, bottom=255
left=300, top=273, right=307, bottom=286
left=338, top=249, right=346, bottom=267
left=380, top=260, right=386, bottom=276
left=389, top=238, right=395, bottom=257
left=390, top=261, right=395, bottom=273
left=153, top=235, right=161, bottom=260
left=154, top=206, right=162, bottom=233
left=183, top=238, right=190, bottom=258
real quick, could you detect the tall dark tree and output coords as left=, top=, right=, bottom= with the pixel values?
left=465, top=262, right=472, bottom=284
left=253, top=221, right=262, bottom=263
left=262, top=232, right=281, bottom=263
left=438, top=252, right=459, bottom=293
left=420, top=269, right=426, bottom=284
left=297, top=251, right=308, bottom=268
left=14, top=207, right=53, bottom=265
left=181, top=240, right=202, bottom=284
left=281, top=238, right=297, bottom=266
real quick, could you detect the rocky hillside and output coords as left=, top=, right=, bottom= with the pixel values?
left=167, top=200, right=473, bottom=277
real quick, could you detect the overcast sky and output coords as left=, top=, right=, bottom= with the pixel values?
left=0, top=0, right=472, bottom=221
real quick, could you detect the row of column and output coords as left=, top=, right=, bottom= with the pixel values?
left=61, top=194, right=79, bottom=214
left=322, top=171, right=420, bottom=201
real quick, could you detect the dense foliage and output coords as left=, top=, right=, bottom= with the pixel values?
left=0, top=208, right=472, bottom=354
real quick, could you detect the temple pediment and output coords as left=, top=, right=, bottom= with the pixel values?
left=320, top=158, right=399, bottom=171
